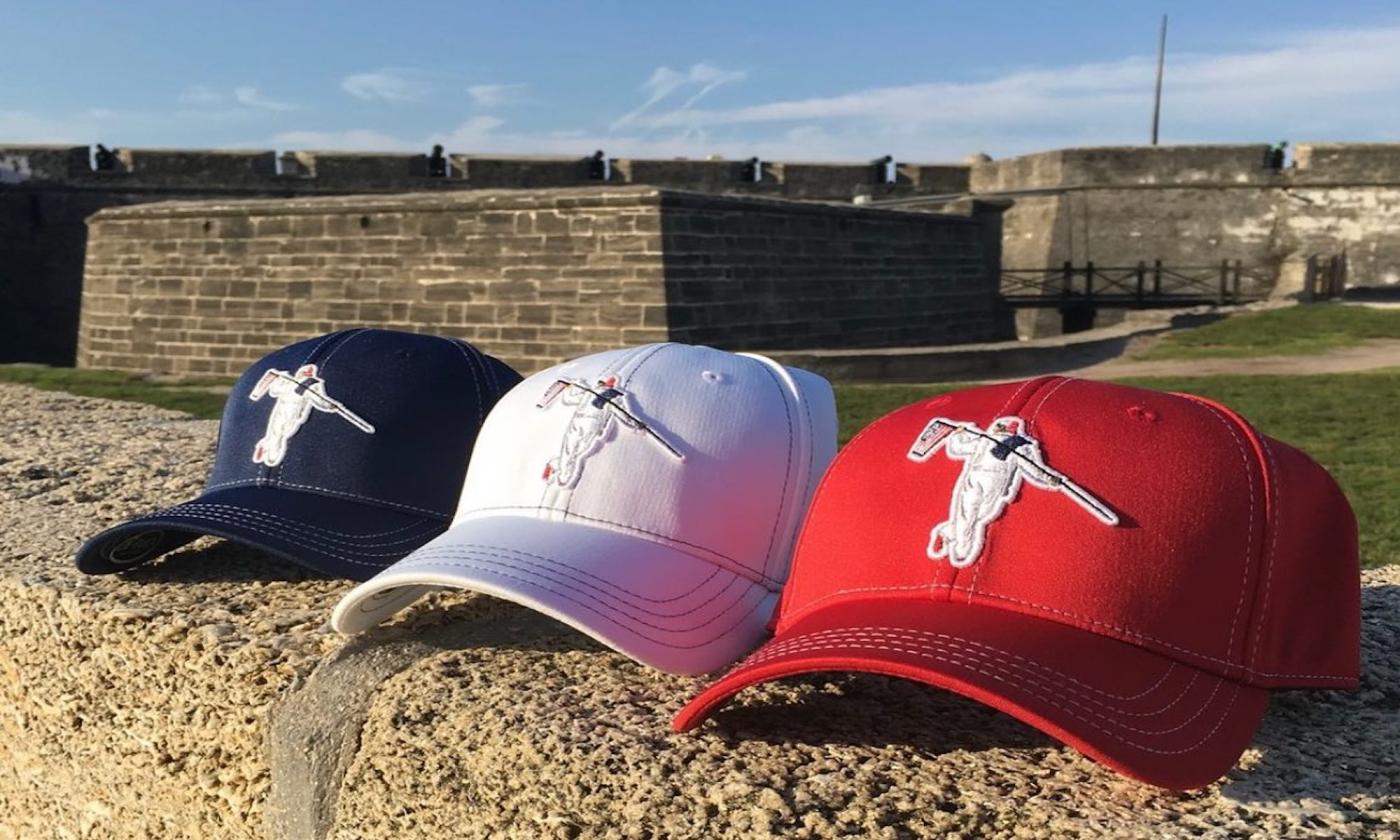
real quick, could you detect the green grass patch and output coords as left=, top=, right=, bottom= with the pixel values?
left=0, top=364, right=230, bottom=418
left=836, top=372, right=1400, bottom=568
left=1136, top=304, right=1400, bottom=360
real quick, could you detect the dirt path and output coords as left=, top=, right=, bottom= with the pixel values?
left=1063, top=338, right=1400, bottom=380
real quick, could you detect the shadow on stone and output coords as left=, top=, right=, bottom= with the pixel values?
left=704, top=671, right=1053, bottom=754
left=1219, top=584, right=1399, bottom=809
left=344, top=598, right=605, bottom=657
left=1344, top=285, right=1400, bottom=303
left=123, top=541, right=336, bottom=584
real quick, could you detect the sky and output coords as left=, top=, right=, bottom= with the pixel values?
left=4, top=1, right=1400, bottom=163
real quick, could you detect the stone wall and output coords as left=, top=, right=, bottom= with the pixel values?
left=657, top=192, right=1006, bottom=350
left=0, top=145, right=972, bottom=364
left=77, top=186, right=1009, bottom=376
left=914, top=143, right=1400, bottom=335
left=964, top=143, right=1400, bottom=287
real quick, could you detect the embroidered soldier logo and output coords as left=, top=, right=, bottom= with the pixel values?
left=908, top=415, right=1117, bottom=567
left=537, top=375, right=682, bottom=488
left=248, top=364, right=375, bottom=467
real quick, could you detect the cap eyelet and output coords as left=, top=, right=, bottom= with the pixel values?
left=701, top=370, right=724, bottom=384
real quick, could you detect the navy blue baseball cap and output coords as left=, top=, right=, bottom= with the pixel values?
left=75, top=328, right=521, bottom=580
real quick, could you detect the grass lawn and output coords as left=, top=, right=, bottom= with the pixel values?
left=4, top=363, right=1393, bottom=567
left=0, top=364, right=230, bottom=418
left=1136, top=303, right=1400, bottom=360
left=837, top=371, right=1399, bottom=568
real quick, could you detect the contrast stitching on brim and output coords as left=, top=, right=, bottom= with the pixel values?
left=199, top=479, right=450, bottom=519
left=398, top=542, right=737, bottom=619
left=739, top=628, right=1195, bottom=716
left=138, top=507, right=444, bottom=566
left=370, top=548, right=772, bottom=650
left=457, top=505, right=776, bottom=589
left=402, top=541, right=723, bottom=604
left=721, top=628, right=1245, bottom=756
left=133, top=502, right=441, bottom=547
left=738, top=626, right=1178, bottom=703
left=772, top=586, right=1352, bottom=681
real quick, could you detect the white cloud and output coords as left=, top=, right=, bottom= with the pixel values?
left=13, top=22, right=1400, bottom=162
left=342, top=68, right=433, bottom=103
left=611, top=62, right=746, bottom=130
left=232, top=86, right=297, bottom=112
left=619, top=25, right=1400, bottom=158
left=467, top=83, right=530, bottom=107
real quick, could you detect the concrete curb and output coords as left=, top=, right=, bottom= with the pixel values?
left=763, top=309, right=1224, bottom=382
left=266, top=616, right=553, bottom=839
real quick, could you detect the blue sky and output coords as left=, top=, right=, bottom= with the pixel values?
left=4, top=1, right=1400, bottom=161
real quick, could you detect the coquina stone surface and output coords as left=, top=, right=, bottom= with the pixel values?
left=0, top=381, right=1395, bottom=839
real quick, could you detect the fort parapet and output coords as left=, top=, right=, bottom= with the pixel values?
left=1, top=145, right=972, bottom=364
left=931, top=142, right=1400, bottom=334
left=77, top=187, right=1011, bottom=376
left=8, top=140, right=1400, bottom=364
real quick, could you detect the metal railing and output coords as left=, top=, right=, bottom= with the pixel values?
left=1000, top=260, right=1272, bottom=308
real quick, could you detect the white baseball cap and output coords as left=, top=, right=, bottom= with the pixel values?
left=330, top=343, right=838, bottom=674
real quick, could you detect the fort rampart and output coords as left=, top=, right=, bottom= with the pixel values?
left=963, top=143, right=1400, bottom=286
left=8, top=141, right=1400, bottom=364
left=1, top=145, right=968, bottom=364
left=77, top=187, right=1009, bottom=376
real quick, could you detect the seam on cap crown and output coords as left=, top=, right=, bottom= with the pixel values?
left=956, top=375, right=1067, bottom=604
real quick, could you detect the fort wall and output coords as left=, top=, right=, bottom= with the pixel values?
left=944, top=142, right=1400, bottom=334
left=966, top=143, right=1400, bottom=283
left=77, top=187, right=1009, bottom=376
left=1, top=145, right=970, bottom=363
left=12, top=140, right=1400, bottom=364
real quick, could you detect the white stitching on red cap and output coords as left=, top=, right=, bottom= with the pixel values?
left=1188, top=400, right=1256, bottom=665
left=963, top=386, right=1257, bottom=672
left=773, top=581, right=1352, bottom=680
left=740, top=632, right=1206, bottom=723
left=1251, top=438, right=1283, bottom=669
left=740, top=626, right=1181, bottom=704
left=1026, top=377, right=1075, bottom=423
left=967, top=377, right=1066, bottom=603
left=728, top=628, right=1244, bottom=755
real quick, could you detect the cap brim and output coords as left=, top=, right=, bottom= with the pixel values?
left=673, top=598, right=1269, bottom=790
left=331, top=514, right=777, bottom=675
left=74, top=485, right=449, bottom=581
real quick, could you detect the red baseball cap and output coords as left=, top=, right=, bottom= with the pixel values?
left=674, top=376, right=1360, bottom=790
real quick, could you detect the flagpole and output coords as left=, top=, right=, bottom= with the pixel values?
left=1151, top=14, right=1168, bottom=145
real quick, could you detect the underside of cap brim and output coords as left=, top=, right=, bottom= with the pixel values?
left=330, top=514, right=778, bottom=676
left=672, top=598, right=1270, bottom=790
left=73, top=484, right=449, bottom=581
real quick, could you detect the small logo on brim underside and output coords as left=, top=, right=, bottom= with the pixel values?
left=104, top=529, right=166, bottom=566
